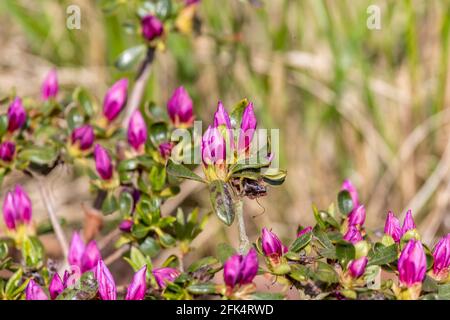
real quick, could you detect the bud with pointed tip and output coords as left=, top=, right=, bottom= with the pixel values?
left=398, top=239, right=426, bottom=287
left=158, top=142, right=173, bottom=159
left=95, top=260, right=117, bottom=300
left=71, top=125, right=94, bottom=150
left=223, top=248, right=258, bottom=288
left=41, top=69, right=58, bottom=101
left=348, top=256, right=368, bottom=278
left=152, top=267, right=180, bottom=289
left=297, top=226, right=312, bottom=238
left=26, top=279, right=48, bottom=300
left=2, top=185, right=32, bottom=230
left=213, top=101, right=232, bottom=129
left=261, top=228, right=287, bottom=260
left=81, top=241, right=101, bottom=272
left=343, top=225, right=363, bottom=244
left=201, top=125, right=226, bottom=165
left=141, top=15, right=164, bottom=41
left=128, top=110, right=147, bottom=151
left=384, top=211, right=402, bottom=243
left=49, top=273, right=64, bottom=299
left=348, top=205, right=366, bottom=227
left=68, top=231, right=85, bottom=267
left=432, top=234, right=450, bottom=277
left=125, top=265, right=147, bottom=300
left=402, top=210, right=416, bottom=235
left=7, top=97, right=26, bottom=132
left=103, top=79, right=128, bottom=121
left=341, top=179, right=358, bottom=208
left=94, top=144, right=113, bottom=180
left=167, top=86, right=194, bottom=127
left=238, top=102, right=257, bottom=152
left=0, top=141, right=15, bottom=163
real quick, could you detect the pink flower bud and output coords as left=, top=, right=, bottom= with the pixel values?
left=2, top=185, right=32, bottom=230
left=68, top=231, right=85, bottom=268
left=348, top=205, right=366, bottom=227
left=348, top=256, right=368, bottom=278
left=343, top=225, right=363, bottom=244
left=402, top=210, right=416, bottom=235
left=238, top=102, right=257, bottom=152
left=153, top=267, right=180, bottom=289
left=49, top=273, right=64, bottom=299
left=94, top=144, right=113, bottom=180
left=201, top=125, right=226, bottom=165
left=261, top=228, right=287, bottom=259
left=384, top=211, right=402, bottom=242
left=158, top=142, right=173, bottom=159
left=297, top=226, right=312, bottom=238
left=398, top=240, right=426, bottom=287
left=127, top=110, right=147, bottom=150
left=81, top=240, right=101, bottom=273
left=7, top=97, right=26, bottom=132
left=141, top=15, right=164, bottom=41
left=95, top=260, right=117, bottom=300
left=41, top=69, right=58, bottom=101
left=167, top=86, right=194, bottom=126
left=432, top=234, right=450, bottom=276
left=213, top=101, right=232, bottom=129
left=119, top=219, right=133, bottom=233
left=0, top=141, right=15, bottom=163
left=26, top=279, right=48, bottom=300
left=125, top=265, right=147, bottom=300
left=103, top=79, right=128, bottom=121
left=71, top=125, right=94, bottom=150
left=341, top=179, right=359, bottom=208
left=223, top=248, right=258, bottom=288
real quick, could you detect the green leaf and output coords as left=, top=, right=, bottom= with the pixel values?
left=0, top=114, right=9, bottom=137
left=21, top=236, right=44, bottom=267
left=209, top=180, right=235, bottom=226
left=101, top=193, right=118, bottom=215
left=5, top=269, right=24, bottom=298
left=188, top=256, right=220, bottom=273
left=139, top=237, right=160, bottom=258
left=149, top=122, right=169, bottom=146
left=73, top=87, right=95, bottom=117
left=119, top=191, right=134, bottom=216
left=337, top=190, right=354, bottom=215
left=67, top=108, right=85, bottom=131
left=289, top=232, right=312, bottom=252
left=313, top=228, right=336, bottom=259
left=187, top=283, right=216, bottom=295
left=131, top=223, right=151, bottom=239
left=217, top=243, right=236, bottom=263
left=314, top=261, right=339, bottom=284
left=149, top=166, right=166, bottom=191
left=167, top=160, right=205, bottom=183
left=335, top=241, right=355, bottom=266
left=115, top=45, right=146, bottom=70
left=367, top=244, right=398, bottom=266
left=18, top=145, right=58, bottom=166
left=230, top=98, right=249, bottom=129
left=250, top=292, right=285, bottom=300
left=438, top=283, right=450, bottom=300
left=57, top=272, right=98, bottom=300
left=0, top=241, right=8, bottom=260
left=159, top=232, right=176, bottom=248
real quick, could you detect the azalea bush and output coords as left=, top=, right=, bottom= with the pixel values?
left=0, top=0, right=449, bottom=301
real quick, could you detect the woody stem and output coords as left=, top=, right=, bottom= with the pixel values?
left=235, top=200, right=250, bottom=255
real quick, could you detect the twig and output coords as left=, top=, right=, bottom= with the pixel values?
left=122, top=47, right=155, bottom=127
left=98, top=228, right=121, bottom=250
left=235, top=200, right=250, bottom=255
left=104, top=245, right=129, bottom=266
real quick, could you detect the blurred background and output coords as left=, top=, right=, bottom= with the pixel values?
left=1, top=0, right=450, bottom=272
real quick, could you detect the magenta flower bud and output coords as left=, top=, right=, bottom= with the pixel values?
left=49, top=273, right=64, bottom=299
left=402, top=210, right=416, bottom=235
left=141, top=15, right=164, bottom=41
left=384, top=211, right=402, bottom=242
left=68, top=231, right=85, bottom=267
left=7, top=97, right=26, bottom=132
left=127, top=110, right=147, bottom=150
left=201, top=125, right=226, bottom=165
left=343, top=225, right=363, bottom=244
left=297, top=226, right=313, bottom=238
left=348, top=205, right=366, bottom=227
left=94, top=144, right=113, bottom=180
left=125, top=265, right=147, bottom=300
left=348, top=256, right=368, bottom=278
left=167, top=86, right=194, bottom=126
left=185, top=0, right=200, bottom=5
left=2, top=191, right=16, bottom=230
left=95, top=260, right=117, bottom=300
left=341, top=179, right=359, bottom=208
left=71, top=125, right=94, bottom=150
left=119, top=219, right=133, bottom=233
left=81, top=240, right=101, bottom=272
left=238, top=102, right=257, bottom=152
left=103, top=79, right=128, bottom=121
left=0, top=141, right=15, bottom=163
left=2, top=185, right=32, bottom=230
left=158, top=142, right=173, bottom=159
left=398, top=239, right=427, bottom=287
left=223, top=248, right=258, bottom=288
left=432, top=234, right=450, bottom=276
left=261, top=228, right=287, bottom=258
left=213, top=101, right=232, bottom=129
left=153, top=267, right=180, bottom=289
left=41, top=69, right=58, bottom=101
left=26, top=279, right=48, bottom=300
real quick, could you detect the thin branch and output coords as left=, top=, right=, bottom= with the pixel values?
left=235, top=200, right=250, bottom=255
left=104, top=245, right=129, bottom=266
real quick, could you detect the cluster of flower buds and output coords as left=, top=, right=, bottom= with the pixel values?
left=0, top=97, right=27, bottom=163
left=2, top=185, right=32, bottom=231
left=383, top=210, right=417, bottom=243
left=431, top=234, right=450, bottom=281
left=153, top=267, right=181, bottom=289
left=68, top=231, right=101, bottom=273
left=223, top=249, right=258, bottom=296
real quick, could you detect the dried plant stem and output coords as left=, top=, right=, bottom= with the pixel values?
left=36, top=178, right=69, bottom=259
left=105, top=245, right=129, bottom=266
left=235, top=200, right=250, bottom=255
